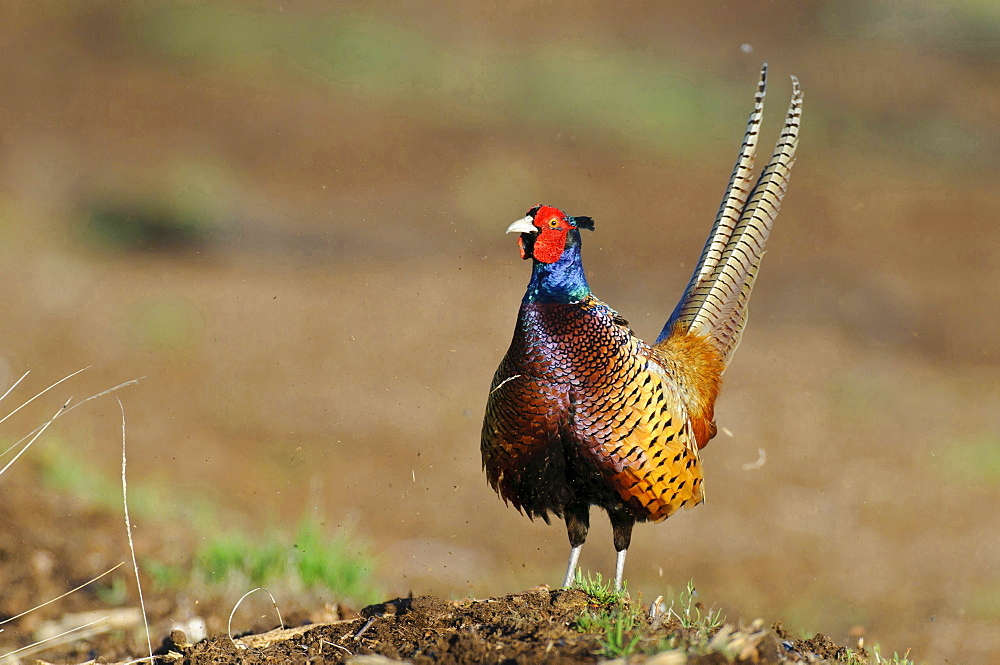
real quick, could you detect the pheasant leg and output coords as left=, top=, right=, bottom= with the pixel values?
left=610, top=509, right=635, bottom=592
left=562, top=545, right=583, bottom=587
left=613, top=548, right=627, bottom=592
left=562, top=501, right=590, bottom=587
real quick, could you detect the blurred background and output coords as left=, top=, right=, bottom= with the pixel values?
left=0, top=1, right=997, bottom=662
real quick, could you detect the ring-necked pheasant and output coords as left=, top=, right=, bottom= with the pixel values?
left=481, top=65, right=801, bottom=591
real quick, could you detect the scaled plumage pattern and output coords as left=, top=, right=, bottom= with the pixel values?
left=481, top=65, right=802, bottom=590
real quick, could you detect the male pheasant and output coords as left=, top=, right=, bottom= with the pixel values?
left=481, top=65, right=802, bottom=591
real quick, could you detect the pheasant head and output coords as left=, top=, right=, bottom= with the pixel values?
left=506, top=204, right=595, bottom=263
left=506, top=204, right=595, bottom=304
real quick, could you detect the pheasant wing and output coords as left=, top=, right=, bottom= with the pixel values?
left=482, top=369, right=573, bottom=521
left=573, top=345, right=707, bottom=522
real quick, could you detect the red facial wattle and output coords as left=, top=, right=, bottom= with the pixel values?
left=524, top=205, right=571, bottom=264
left=529, top=227, right=570, bottom=263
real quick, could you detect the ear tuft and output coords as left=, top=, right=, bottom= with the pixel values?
left=573, top=216, right=595, bottom=231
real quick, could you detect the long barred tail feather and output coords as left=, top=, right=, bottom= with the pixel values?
left=660, top=63, right=767, bottom=343
left=659, top=68, right=802, bottom=367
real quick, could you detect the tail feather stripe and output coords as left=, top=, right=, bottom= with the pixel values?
left=659, top=64, right=768, bottom=342
left=694, top=76, right=801, bottom=362
left=668, top=74, right=801, bottom=364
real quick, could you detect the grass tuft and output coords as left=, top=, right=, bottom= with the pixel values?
left=153, top=515, right=380, bottom=605
left=572, top=574, right=733, bottom=660
left=572, top=570, right=626, bottom=607
left=668, top=579, right=724, bottom=632
left=572, top=569, right=641, bottom=657
left=575, top=603, right=645, bottom=659
left=871, top=644, right=915, bottom=665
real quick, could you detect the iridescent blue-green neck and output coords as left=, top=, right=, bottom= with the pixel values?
left=523, top=231, right=592, bottom=304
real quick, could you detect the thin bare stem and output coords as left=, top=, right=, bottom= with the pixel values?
left=114, top=657, right=159, bottom=665
left=0, top=399, right=70, bottom=478
left=320, top=639, right=352, bottom=655
left=0, top=367, right=89, bottom=427
left=0, top=377, right=142, bottom=472
left=0, top=616, right=108, bottom=661
left=352, top=617, right=377, bottom=641
left=0, top=370, right=30, bottom=406
left=0, top=562, right=125, bottom=626
left=118, top=397, right=152, bottom=663
left=228, top=588, right=285, bottom=650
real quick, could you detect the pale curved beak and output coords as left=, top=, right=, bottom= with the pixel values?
left=505, top=215, right=537, bottom=235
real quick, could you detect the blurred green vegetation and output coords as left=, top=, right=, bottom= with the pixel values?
left=94, top=575, right=129, bottom=606
left=134, top=5, right=749, bottom=155
left=178, top=517, right=379, bottom=603
left=34, top=437, right=217, bottom=525
left=34, top=442, right=379, bottom=604
left=128, top=2, right=996, bottom=172
left=52, top=0, right=990, bottom=257
left=125, top=296, right=204, bottom=353
left=79, top=159, right=235, bottom=252
left=83, top=199, right=214, bottom=250
left=935, top=434, right=1000, bottom=485
left=967, top=583, right=1000, bottom=620
left=817, top=0, right=1000, bottom=54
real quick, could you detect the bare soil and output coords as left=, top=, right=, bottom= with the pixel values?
left=173, top=591, right=851, bottom=665
left=1, top=466, right=860, bottom=664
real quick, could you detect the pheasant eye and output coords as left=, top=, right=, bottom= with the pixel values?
left=548, top=219, right=560, bottom=229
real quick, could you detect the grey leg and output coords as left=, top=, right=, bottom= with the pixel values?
left=608, top=509, right=634, bottom=593
left=613, top=548, right=627, bottom=592
left=562, top=544, right=583, bottom=588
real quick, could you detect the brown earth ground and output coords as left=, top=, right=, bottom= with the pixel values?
left=1, top=2, right=999, bottom=664
left=1, top=465, right=859, bottom=664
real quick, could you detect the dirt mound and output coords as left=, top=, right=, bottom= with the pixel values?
left=169, top=589, right=853, bottom=665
